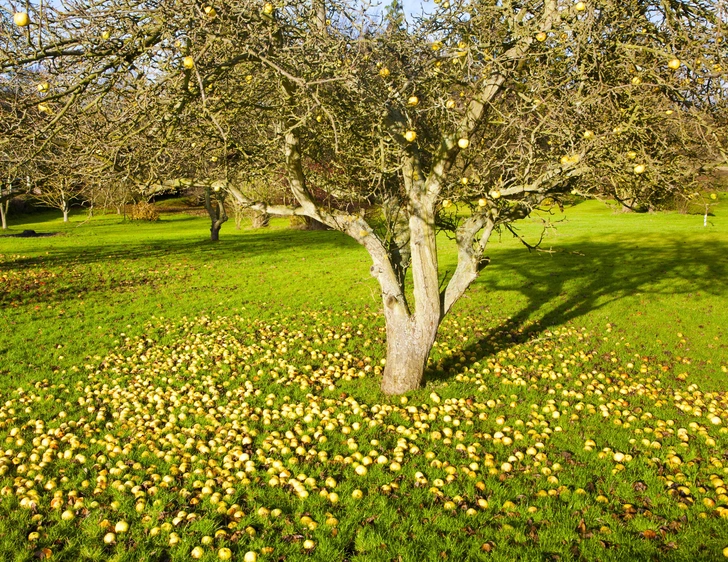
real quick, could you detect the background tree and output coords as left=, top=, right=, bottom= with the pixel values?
left=1, top=0, right=725, bottom=393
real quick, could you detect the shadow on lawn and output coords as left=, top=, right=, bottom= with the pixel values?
left=427, top=236, right=728, bottom=382
left=2, top=227, right=357, bottom=269
left=0, top=228, right=359, bottom=305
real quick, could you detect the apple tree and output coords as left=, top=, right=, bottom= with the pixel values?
left=0, top=0, right=725, bottom=393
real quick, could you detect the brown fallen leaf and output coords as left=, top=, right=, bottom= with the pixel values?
left=632, top=481, right=648, bottom=492
left=481, top=542, right=495, bottom=553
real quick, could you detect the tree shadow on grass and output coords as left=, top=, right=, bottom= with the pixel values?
left=0, top=228, right=361, bottom=306
left=1, top=227, right=358, bottom=269
left=427, top=236, right=728, bottom=382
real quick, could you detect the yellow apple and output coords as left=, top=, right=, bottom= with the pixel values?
left=14, top=12, right=30, bottom=27
left=710, top=193, right=717, bottom=200
left=441, top=200, right=452, bottom=209
left=379, top=67, right=390, bottom=78
left=183, top=56, right=195, bottom=69
left=489, top=190, right=501, bottom=199
left=243, top=552, right=258, bottom=562
left=445, top=99, right=456, bottom=109
left=37, top=102, right=51, bottom=114
left=303, top=540, right=315, bottom=550
left=478, top=198, right=487, bottom=207
left=37, top=82, right=49, bottom=93
left=461, top=177, right=468, bottom=185
left=627, top=150, right=637, bottom=159
left=665, top=109, right=674, bottom=115
left=668, top=58, right=681, bottom=70
left=102, top=31, right=111, bottom=40
left=103, top=532, right=116, bottom=544
left=458, top=138, right=470, bottom=149
left=204, top=6, right=217, bottom=17
left=191, top=547, right=204, bottom=559
left=262, top=3, right=274, bottom=15
left=633, top=164, right=646, bottom=174
left=631, top=76, right=642, bottom=85
left=407, top=96, right=419, bottom=106
left=583, top=130, right=594, bottom=139
left=404, top=130, right=417, bottom=142
left=218, top=548, right=232, bottom=560
left=536, top=32, right=547, bottom=42
left=575, top=1, right=586, bottom=11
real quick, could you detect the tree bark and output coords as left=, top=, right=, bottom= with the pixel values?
left=210, top=221, right=223, bottom=241
left=204, top=187, right=228, bottom=241
left=0, top=201, right=7, bottom=230
left=251, top=210, right=269, bottom=228
left=380, top=305, right=440, bottom=394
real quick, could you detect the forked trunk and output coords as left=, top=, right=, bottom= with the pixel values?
left=378, top=199, right=443, bottom=394
left=204, top=189, right=228, bottom=241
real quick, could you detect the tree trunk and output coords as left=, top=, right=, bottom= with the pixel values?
left=303, top=216, right=329, bottom=230
left=0, top=201, right=7, bottom=230
left=210, top=220, right=223, bottom=241
left=380, top=307, right=440, bottom=394
left=62, top=207, right=69, bottom=222
left=251, top=210, right=270, bottom=228
left=204, top=188, right=228, bottom=241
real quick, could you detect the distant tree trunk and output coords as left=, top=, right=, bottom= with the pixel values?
left=251, top=210, right=270, bottom=228
left=62, top=199, right=69, bottom=222
left=0, top=200, right=8, bottom=230
left=290, top=215, right=329, bottom=230
left=303, top=216, right=328, bottom=230
left=210, top=220, right=224, bottom=241
left=204, top=187, right=228, bottom=242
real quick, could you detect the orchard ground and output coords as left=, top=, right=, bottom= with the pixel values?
left=1, top=196, right=728, bottom=561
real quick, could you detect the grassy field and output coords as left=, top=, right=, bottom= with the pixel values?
left=0, top=197, right=727, bottom=561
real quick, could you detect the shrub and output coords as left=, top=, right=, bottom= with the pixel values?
left=127, top=202, right=160, bottom=222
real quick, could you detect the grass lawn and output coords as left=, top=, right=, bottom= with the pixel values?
left=0, top=196, right=727, bottom=561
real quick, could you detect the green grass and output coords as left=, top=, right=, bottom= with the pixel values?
left=0, top=197, right=727, bottom=561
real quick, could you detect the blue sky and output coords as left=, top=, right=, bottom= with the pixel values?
left=401, top=0, right=435, bottom=18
